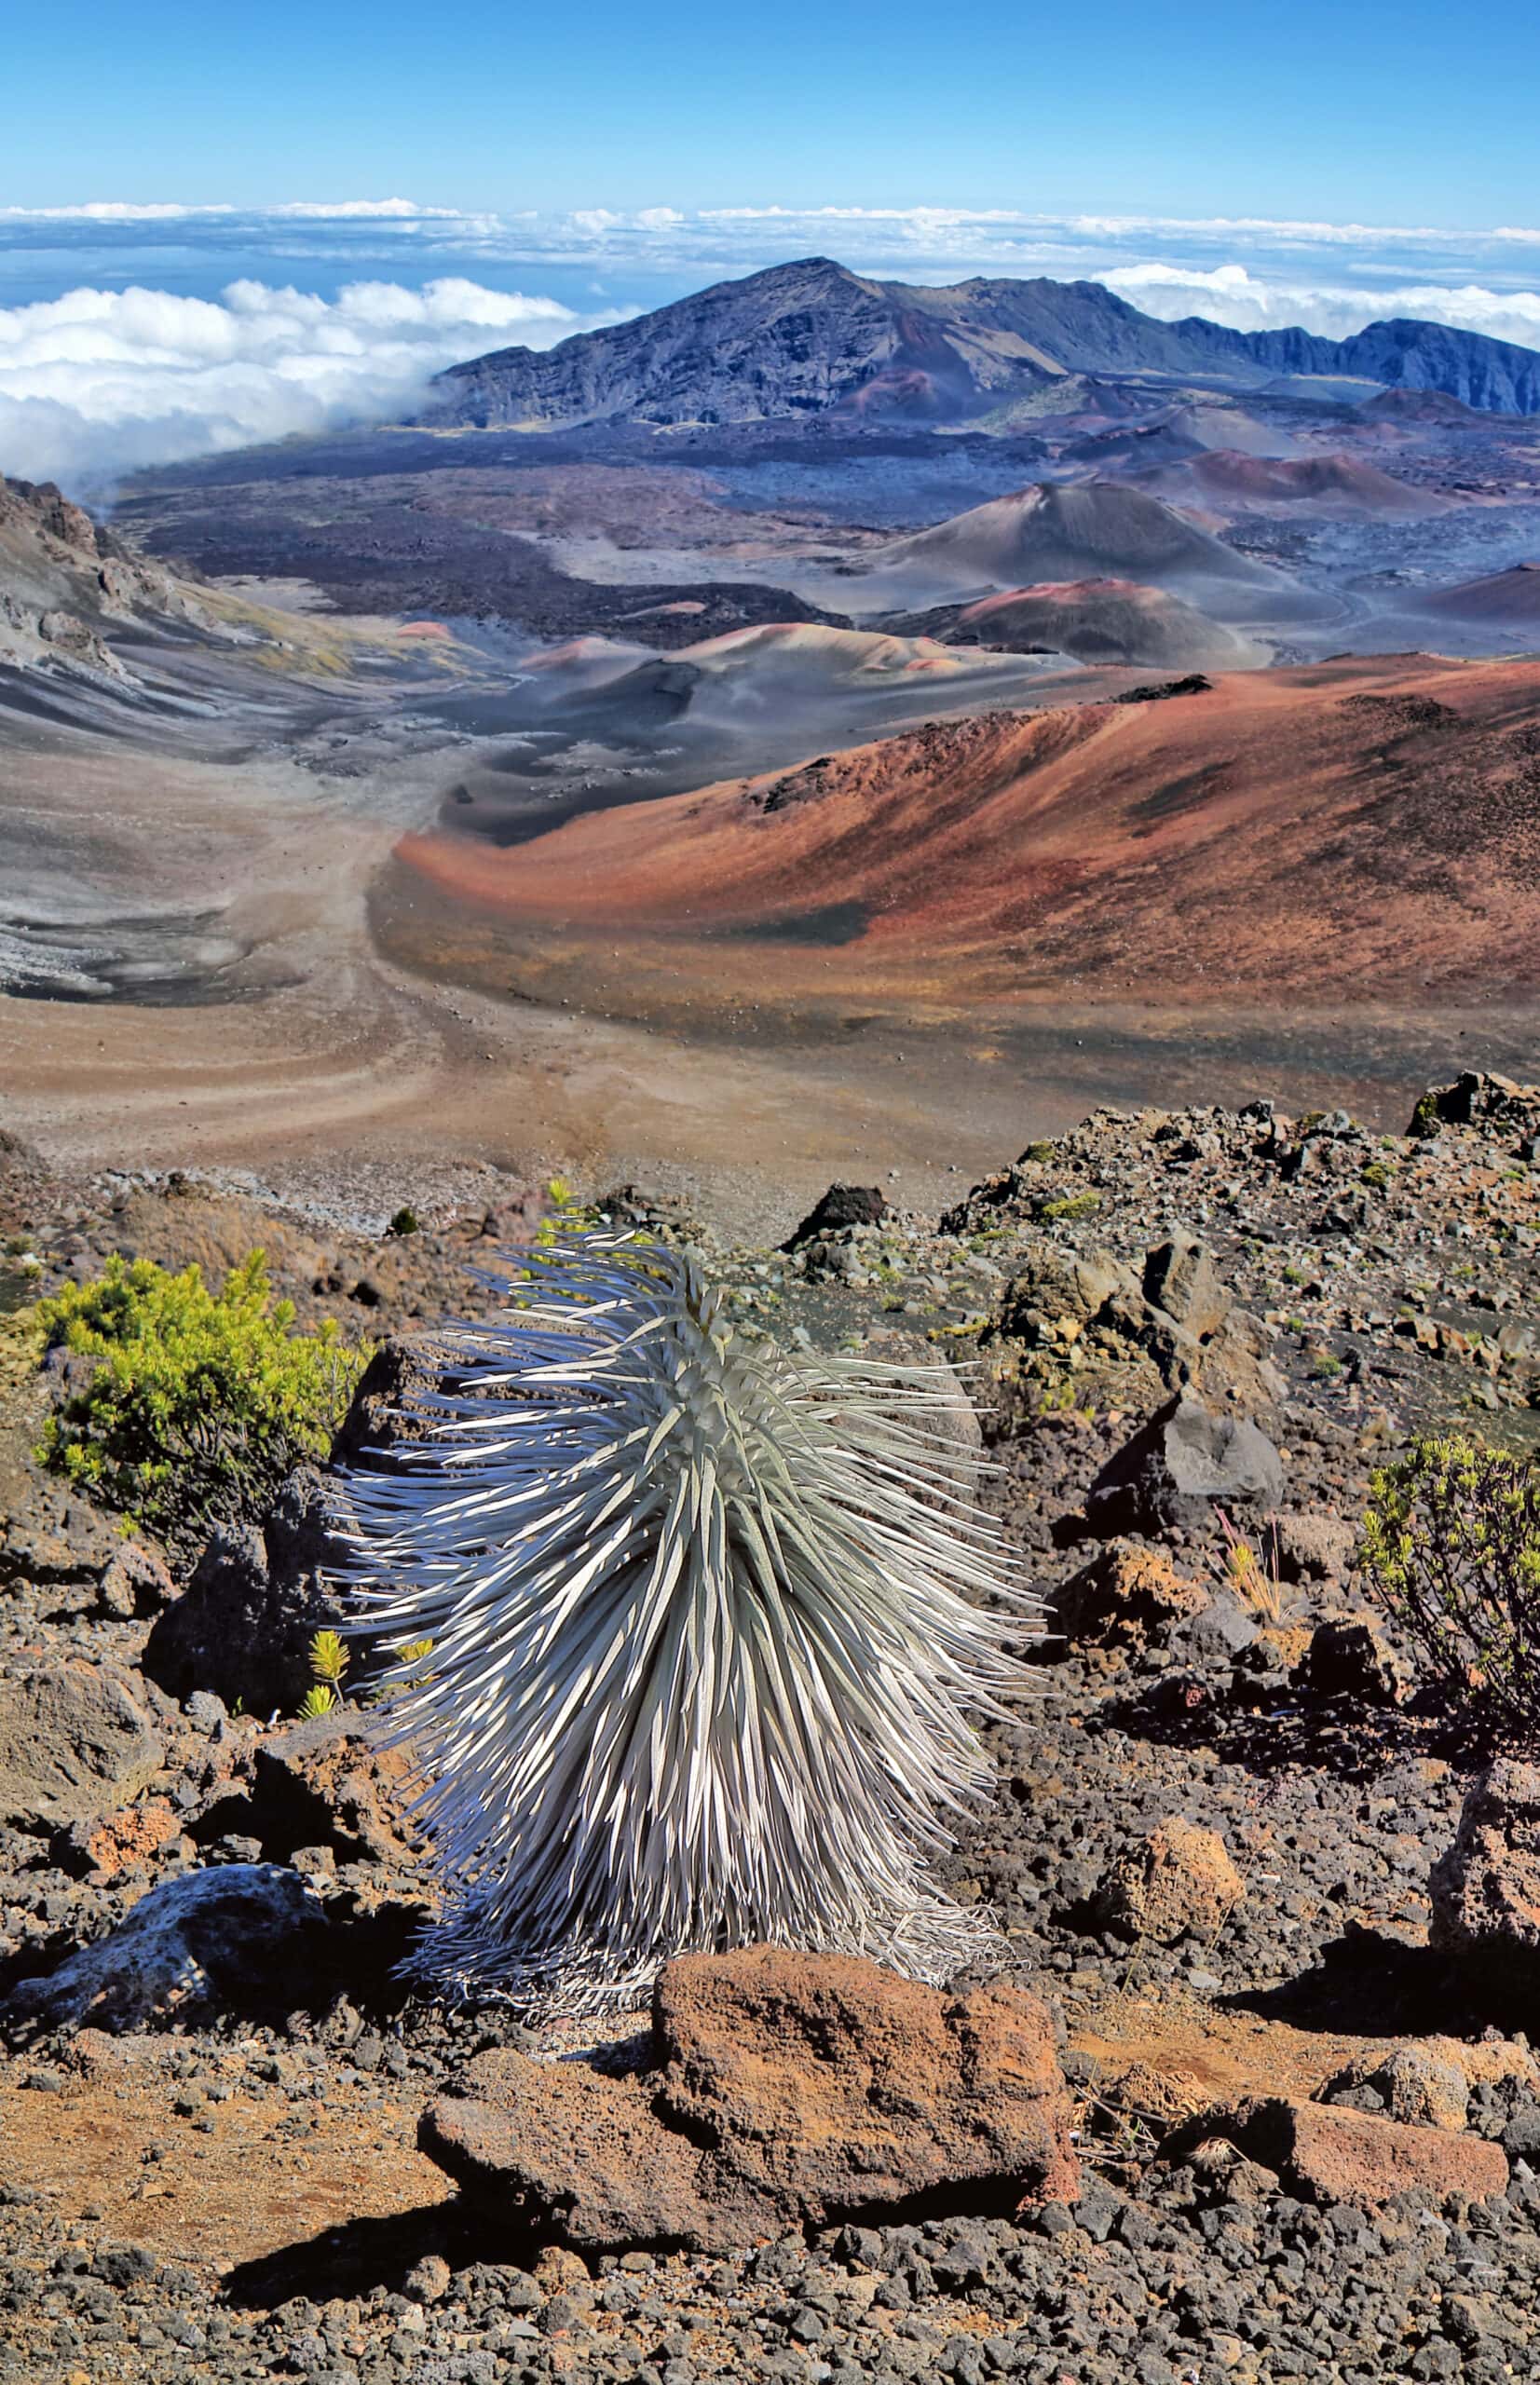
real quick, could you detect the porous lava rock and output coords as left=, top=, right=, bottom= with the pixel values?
left=248, top=1710, right=424, bottom=1871
left=0, top=1657, right=162, bottom=1830
left=1430, top=1760, right=1540, bottom=1998
left=1168, top=2095, right=1507, bottom=2208
left=421, top=1946, right=1079, bottom=2250
left=1267, top=1508, right=1356, bottom=1584
left=1054, top=1541, right=1208, bottom=1650
left=142, top=1466, right=347, bottom=1717
left=1411, top=1070, right=1540, bottom=1138
left=1325, top=2045, right=1473, bottom=2132
left=96, top=1539, right=175, bottom=1621
left=1084, top=1392, right=1285, bottom=1537
left=1094, top=1816, right=1244, bottom=1943
left=0, top=1863, right=328, bottom=2037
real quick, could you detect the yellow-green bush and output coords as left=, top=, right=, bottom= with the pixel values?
left=1360, top=1434, right=1540, bottom=1738
left=36, top=1252, right=369, bottom=1555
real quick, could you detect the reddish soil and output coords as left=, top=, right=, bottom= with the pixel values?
left=395, top=652, right=1540, bottom=1012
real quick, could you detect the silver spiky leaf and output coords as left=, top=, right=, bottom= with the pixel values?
left=342, top=1231, right=1034, bottom=2011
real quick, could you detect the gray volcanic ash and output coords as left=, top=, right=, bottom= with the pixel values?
left=1133, top=448, right=1443, bottom=518
left=863, top=481, right=1320, bottom=623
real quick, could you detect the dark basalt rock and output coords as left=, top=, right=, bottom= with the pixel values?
left=142, top=1467, right=347, bottom=1720
left=783, top=1182, right=889, bottom=1248
left=1084, top=1393, right=1285, bottom=1538
left=0, top=1657, right=162, bottom=1832
left=1430, top=1761, right=1540, bottom=2002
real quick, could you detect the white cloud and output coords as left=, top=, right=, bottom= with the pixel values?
left=0, top=276, right=606, bottom=492
left=1098, top=259, right=1540, bottom=348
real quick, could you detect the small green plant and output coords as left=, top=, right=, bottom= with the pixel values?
left=36, top=1253, right=369, bottom=1558
left=1360, top=1162, right=1392, bottom=1192
left=1039, top=1192, right=1101, bottom=1223
left=298, top=1683, right=336, bottom=1719
left=388, top=1206, right=420, bottom=1236
left=375, top=1637, right=435, bottom=1701
left=1360, top=1435, right=1540, bottom=1739
left=308, top=1629, right=350, bottom=1701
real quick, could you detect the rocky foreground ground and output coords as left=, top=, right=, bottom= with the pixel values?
left=1, top=1069, right=1539, bottom=2385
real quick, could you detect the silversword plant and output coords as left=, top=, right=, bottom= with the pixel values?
left=344, top=1232, right=1033, bottom=2010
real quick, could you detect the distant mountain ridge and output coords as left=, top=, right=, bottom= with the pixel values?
left=427, top=257, right=1540, bottom=429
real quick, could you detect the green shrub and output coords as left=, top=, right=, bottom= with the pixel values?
left=1359, top=1434, right=1540, bottom=1738
left=1038, top=1191, right=1101, bottom=1223
left=36, top=1252, right=369, bottom=1556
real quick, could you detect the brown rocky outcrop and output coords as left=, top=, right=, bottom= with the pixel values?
left=992, top=1233, right=1284, bottom=1424
left=421, top=1947, right=1079, bottom=2250
left=0, top=1658, right=162, bottom=1830
left=1055, top=1542, right=1208, bottom=1650
left=248, top=1710, right=424, bottom=1872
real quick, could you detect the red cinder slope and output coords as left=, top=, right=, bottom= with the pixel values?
left=399, top=655, right=1540, bottom=1007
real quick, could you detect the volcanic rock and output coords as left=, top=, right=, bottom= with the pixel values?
left=1084, top=1394, right=1285, bottom=1537
left=1411, top=1069, right=1540, bottom=1138
left=247, top=1710, right=423, bottom=1872
left=1325, top=2046, right=1473, bottom=2132
left=421, top=1947, right=1079, bottom=2250
left=784, top=1181, right=889, bottom=1247
left=96, top=1540, right=175, bottom=1621
left=142, top=1466, right=347, bottom=1718
left=1168, top=2096, right=1507, bottom=2209
left=1299, top=1615, right=1404, bottom=1704
left=1429, top=1761, right=1540, bottom=1998
left=1094, top=1817, right=1244, bottom=1943
left=1054, top=1542, right=1208, bottom=1651
left=424, top=258, right=1540, bottom=431
left=1267, top=1508, right=1356, bottom=1584
left=0, top=1657, right=162, bottom=1831
left=0, top=1864, right=328, bottom=2037
left=328, top=1334, right=447, bottom=1469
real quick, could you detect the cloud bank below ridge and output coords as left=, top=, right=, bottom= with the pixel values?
left=0, top=276, right=606, bottom=490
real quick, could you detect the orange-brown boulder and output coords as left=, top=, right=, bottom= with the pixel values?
left=1169, top=2095, right=1507, bottom=2209
left=1096, top=1817, right=1243, bottom=1943
left=1055, top=1542, right=1207, bottom=1650
left=421, top=1946, right=1079, bottom=2251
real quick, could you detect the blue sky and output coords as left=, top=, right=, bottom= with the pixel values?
left=4, top=0, right=1539, bottom=491
left=7, top=0, right=1540, bottom=225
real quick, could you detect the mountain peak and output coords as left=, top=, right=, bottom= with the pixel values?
left=425, top=257, right=1540, bottom=432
